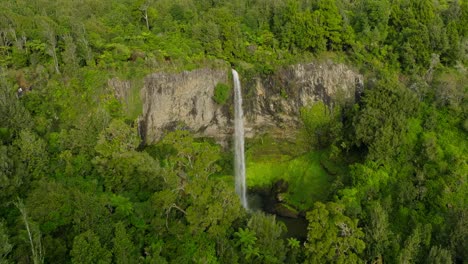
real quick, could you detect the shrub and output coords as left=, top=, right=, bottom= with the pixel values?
left=213, top=83, right=231, bottom=105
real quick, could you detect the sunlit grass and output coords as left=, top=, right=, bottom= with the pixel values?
left=246, top=151, right=331, bottom=211
left=245, top=133, right=335, bottom=211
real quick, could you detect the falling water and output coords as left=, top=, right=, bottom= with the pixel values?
left=232, top=69, right=248, bottom=209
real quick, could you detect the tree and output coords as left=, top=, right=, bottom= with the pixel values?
left=234, top=227, right=259, bottom=261
left=185, top=179, right=243, bottom=238
left=72, top=22, right=94, bottom=66
left=192, top=21, right=222, bottom=56
left=94, top=119, right=161, bottom=198
left=0, top=76, right=32, bottom=133
left=94, top=149, right=161, bottom=197
left=363, top=201, right=391, bottom=261
left=0, top=145, right=22, bottom=204
left=351, top=0, right=391, bottom=56
left=141, top=241, right=168, bottom=264
left=397, top=224, right=431, bottom=264
left=13, top=130, right=49, bottom=181
left=94, top=119, right=139, bottom=156
left=70, top=230, right=111, bottom=264
left=138, top=0, right=156, bottom=30
left=61, top=34, right=78, bottom=74
left=305, top=202, right=365, bottom=264
left=352, top=77, right=418, bottom=163
left=314, top=0, right=344, bottom=50
left=247, top=212, right=287, bottom=263
left=442, top=21, right=461, bottom=65
left=26, top=180, right=73, bottom=235
left=155, top=130, right=243, bottom=238
left=15, top=198, right=44, bottom=264
left=40, top=18, right=60, bottom=74
left=0, top=221, right=12, bottom=264
left=426, top=246, right=452, bottom=264
left=112, top=222, right=137, bottom=264
left=158, top=130, right=221, bottom=189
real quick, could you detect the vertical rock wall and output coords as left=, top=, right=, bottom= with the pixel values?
left=110, top=60, right=364, bottom=144
left=140, top=68, right=230, bottom=144
left=244, top=61, right=363, bottom=137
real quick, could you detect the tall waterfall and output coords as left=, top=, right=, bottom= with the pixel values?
left=232, top=69, right=248, bottom=209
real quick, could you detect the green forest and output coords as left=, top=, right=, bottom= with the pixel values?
left=0, top=0, right=467, bottom=263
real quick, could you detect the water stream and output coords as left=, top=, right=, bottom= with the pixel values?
left=232, top=69, right=248, bottom=209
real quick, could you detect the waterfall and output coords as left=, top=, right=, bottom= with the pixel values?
left=232, top=69, right=248, bottom=209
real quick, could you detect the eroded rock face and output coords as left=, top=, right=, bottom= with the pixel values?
left=244, top=61, right=363, bottom=137
left=140, top=68, right=230, bottom=144
left=126, top=60, right=363, bottom=144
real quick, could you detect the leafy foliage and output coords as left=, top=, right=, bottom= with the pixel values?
left=0, top=0, right=466, bottom=263
left=305, top=202, right=365, bottom=263
left=213, top=82, right=231, bottom=105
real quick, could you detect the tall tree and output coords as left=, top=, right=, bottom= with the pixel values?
left=305, top=202, right=365, bottom=263
left=70, top=230, right=111, bottom=264
left=112, top=222, right=137, bottom=264
left=15, top=199, right=44, bottom=264
left=0, top=220, right=13, bottom=264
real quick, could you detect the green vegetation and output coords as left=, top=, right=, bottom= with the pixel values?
left=247, top=150, right=332, bottom=211
left=0, top=0, right=467, bottom=263
left=300, top=102, right=341, bottom=149
left=213, top=83, right=231, bottom=105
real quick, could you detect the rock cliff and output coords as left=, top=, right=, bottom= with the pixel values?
left=140, top=68, right=229, bottom=144
left=244, top=61, right=363, bottom=138
left=113, top=60, right=363, bottom=144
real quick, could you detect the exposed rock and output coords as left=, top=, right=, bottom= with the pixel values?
left=111, top=60, right=363, bottom=144
left=140, top=68, right=230, bottom=144
left=244, top=61, right=363, bottom=137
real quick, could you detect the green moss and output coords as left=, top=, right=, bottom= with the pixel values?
left=245, top=133, right=307, bottom=162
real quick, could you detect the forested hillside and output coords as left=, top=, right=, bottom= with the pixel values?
left=0, top=0, right=467, bottom=263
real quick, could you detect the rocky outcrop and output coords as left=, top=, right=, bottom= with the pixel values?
left=125, top=60, right=363, bottom=144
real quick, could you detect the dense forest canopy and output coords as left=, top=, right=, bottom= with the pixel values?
left=0, top=0, right=467, bottom=263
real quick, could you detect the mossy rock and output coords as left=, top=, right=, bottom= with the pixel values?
left=274, top=203, right=299, bottom=218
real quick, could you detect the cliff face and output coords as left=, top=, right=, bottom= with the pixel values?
left=134, top=60, right=363, bottom=144
left=140, top=68, right=229, bottom=144
left=244, top=62, right=363, bottom=137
